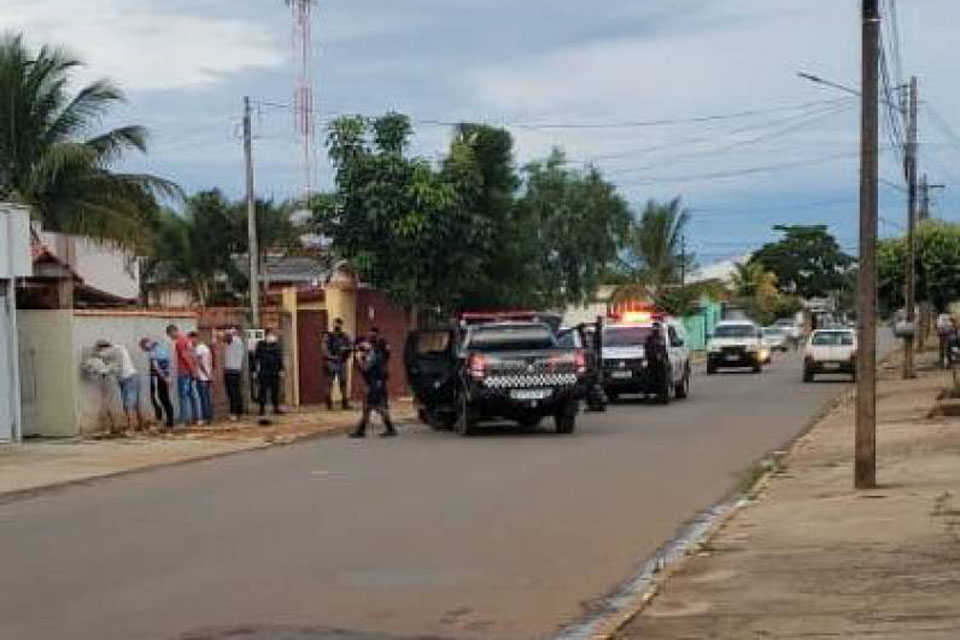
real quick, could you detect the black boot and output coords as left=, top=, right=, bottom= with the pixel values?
left=380, top=417, right=398, bottom=437
left=348, top=423, right=367, bottom=438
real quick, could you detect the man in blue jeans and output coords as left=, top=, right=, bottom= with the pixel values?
left=166, top=324, right=200, bottom=427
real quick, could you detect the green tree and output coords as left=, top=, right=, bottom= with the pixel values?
left=442, top=123, right=536, bottom=308
left=518, top=150, right=632, bottom=308
left=142, top=190, right=245, bottom=305
left=614, top=198, right=693, bottom=302
left=0, top=34, right=177, bottom=249
left=878, top=220, right=960, bottom=314
left=730, top=262, right=802, bottom=325
left=749, top=225, right=854, bottom=298
left=319, top=112, right=476, bottom=312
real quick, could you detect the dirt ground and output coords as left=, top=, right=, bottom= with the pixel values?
left=619, top=349, right=960, bottom=639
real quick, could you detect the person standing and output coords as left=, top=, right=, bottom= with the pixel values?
left=223, top=327, right=245, bottom=420
left=191, top=331, right=214, bottom=424
left=323, top=318, right=353, bottom=410
left=349, top=329, right=396, bottom=438
left=645, top=322, right=669, bottom=397
left=166, top=324, right=200, bottom=428
left=937, top=311, right=957, bottom=368
left=140, top=337, right=174, bottom=430
left=254, top=328, right=284, bottom=417
left=94, top=340, right=144, bottom=433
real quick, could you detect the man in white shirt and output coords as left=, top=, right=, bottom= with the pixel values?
left=94, top=340, right=144, bottom=433
left=190, top=331, right=214, bottom=424
left=223, top=327, right=246, bottom=420
left=936, top=312, right=956, bottom=368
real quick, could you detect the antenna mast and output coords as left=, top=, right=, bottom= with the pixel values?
left=292, top=0, right=315, bottom=204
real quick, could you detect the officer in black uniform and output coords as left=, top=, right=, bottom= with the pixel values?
left=349, top=328, right=397, bottom=438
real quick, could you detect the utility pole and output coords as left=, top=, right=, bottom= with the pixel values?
left=856, top=0, right=880, bottom=490
left=243, top=96, right=261, bottom=328
left=903, top=76, right=918, bottom=380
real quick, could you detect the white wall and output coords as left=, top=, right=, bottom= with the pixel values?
left=72, top=312, right=197, bottom=434
left=40, top=232, right=140, bottom=301
left=19, top=310, right=197, bottom=437
left=18, top=310, right=77, bottom=437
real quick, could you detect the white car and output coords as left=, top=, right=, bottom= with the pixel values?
left=762, top=326, right=790, bottom=358
left=773, top=317, right=803, bottom=343
left=601, top=317, right=691, bottom=403
left=803, top=328, right=857, bottom=382
left=707, top=321, right=767, bottom=374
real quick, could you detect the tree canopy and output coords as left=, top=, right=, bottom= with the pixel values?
left=879, top=220, right=960, bottom=314
left=749, top=224, right=854, bottom=299
left=315, top=113, right=635, bottom=313
left=0, top=34, right=176, bottom=249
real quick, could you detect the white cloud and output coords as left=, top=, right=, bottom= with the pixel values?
left=0, top=0, right=286, bottom=91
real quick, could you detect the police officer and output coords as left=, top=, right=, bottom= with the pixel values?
left=645, top=321, right=670, bottom=398
left=323, top=318, right=353, bottom=410
left=349, top=328, right=397, bottom=438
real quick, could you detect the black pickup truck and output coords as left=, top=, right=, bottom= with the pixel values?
left=404, top=320, right=587, bottom=435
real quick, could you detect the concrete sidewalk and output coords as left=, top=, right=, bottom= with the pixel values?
left=619, top=349, right=960, bottom=639
left=0, top=400, right=415, bottom=499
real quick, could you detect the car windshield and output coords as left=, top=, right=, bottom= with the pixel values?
left=466, top=324, right=557, bottom=352
left=774, top=319, right=795, bottom=327
left=714, top=325, right=757, bottom=338
left=603, top=326, right=653, bottom=347
left=763, top=328, right=784, bottom=337
left=811, top=331, right=854, bottom=346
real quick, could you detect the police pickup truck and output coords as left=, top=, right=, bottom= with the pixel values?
left=404, top=316, right=587, bottom=436
left=601, top=314, right=691, bottom=403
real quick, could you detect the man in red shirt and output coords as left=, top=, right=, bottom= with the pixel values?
left=166, top=324, right=200, bottom=427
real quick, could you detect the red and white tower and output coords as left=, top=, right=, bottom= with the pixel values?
left=291, top=0, right=316, bottom=203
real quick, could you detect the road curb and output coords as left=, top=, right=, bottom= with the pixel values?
left=552, top=354, right=880, bottom=640
left=0, top=417, right=414, bottom=506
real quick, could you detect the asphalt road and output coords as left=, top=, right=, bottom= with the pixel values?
left=0, top=348, right=878, bottom=640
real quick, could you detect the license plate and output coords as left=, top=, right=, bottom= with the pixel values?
left=511, top=389, right=552, bottom=401
left=610, top=370, right=633, bottom=379
left=823, top=362, right=841, bottom=370
left=725, top=354, right=740, bottom=362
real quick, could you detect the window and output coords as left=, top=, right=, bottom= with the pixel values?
left=668, top=326, right=684, bottom=347
left=466, top=324, right=557, bottom=352
left=714, top=324, right=757, bottom=339
left=811, top=331, right=854, bottom=346
left=603, top=326, right=653, bottom=347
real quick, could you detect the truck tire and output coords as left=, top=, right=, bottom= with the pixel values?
left=752, top=362, right=762, bottom=373
left=803, top=368, right=813, bottom=383
left=554, top=404, right=577, bottom=434
left=706, top=362, right=716, bottom=375
left=456, top=393, right=476, bottom=436
left=657, top=380, right=672, bottom=405
left=675, top=368, right=690, bottom=399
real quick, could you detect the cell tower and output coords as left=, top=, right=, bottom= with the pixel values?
left=291, top=0, right=315, bottom=204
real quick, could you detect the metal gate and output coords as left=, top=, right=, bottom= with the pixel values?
left=297, top=310, right=328, bottom=405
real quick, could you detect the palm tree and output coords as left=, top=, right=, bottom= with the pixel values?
left=613, top=198, right=692, bottom=302
left=0, top=34, right=177, bottom=249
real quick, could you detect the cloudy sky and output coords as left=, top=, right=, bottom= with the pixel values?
left=6, top=0, right=960, bottom=263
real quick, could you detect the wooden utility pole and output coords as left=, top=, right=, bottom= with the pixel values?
left=856, top=0, right=880, bottom=490
left=903, top=76, right=918, bottom=380
left=243, top=96, right=261, bottom=328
